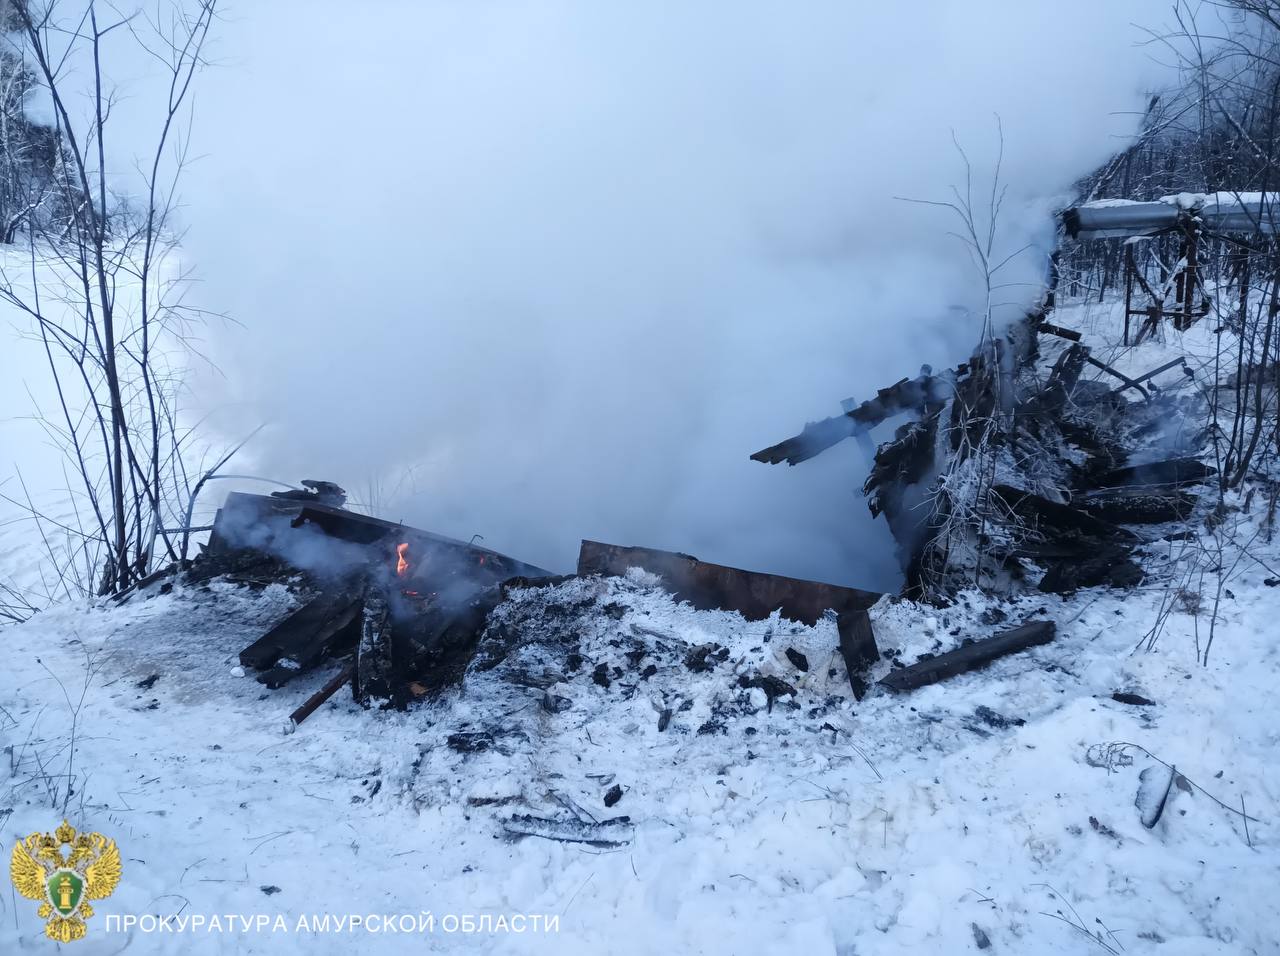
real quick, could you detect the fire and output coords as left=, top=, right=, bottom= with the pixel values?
left=396, top=542, right=410, bottom=577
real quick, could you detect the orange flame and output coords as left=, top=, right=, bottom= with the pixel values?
left=396, top=542, right=410, bottom=577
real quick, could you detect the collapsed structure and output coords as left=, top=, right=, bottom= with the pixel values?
left=751, top=195, right=1239, bottom=598
left=115, top=195, right=1244, bottom=729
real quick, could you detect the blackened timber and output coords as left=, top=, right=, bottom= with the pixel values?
left=577, top=540, right=880, bottom=625
left=1037, top=546, right=1143, bottom=593
left=1034, top=320, right=1082, bottom=342
left=210, top=492, right=553, bottom=580
left=991, top=485, right=1138, bottom=542
left=1084, top=355, right=1150, bottom=399
left=1095, top=458, right=1216, bottom=491
left=878, top=621, right=1056, bottom=692
left=751, top=369, right=952, bottom=466
left=1080, top=490, right=1196, bottom=524
left=288, top=662, right=355, bottom=729
left=836, top=609, right=879, bottom=700
left=239, top=584, right=364, bottom=676
left=355, top=585, right=394, bottom=706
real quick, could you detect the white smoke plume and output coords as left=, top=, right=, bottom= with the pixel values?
left=182, top=1, right=1175, bottom=588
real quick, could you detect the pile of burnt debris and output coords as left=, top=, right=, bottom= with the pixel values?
left=116, top=299, right=1203, bottom=730
left=753, top=309, right=1210, bottom=598
left=120, top=483, right=1058, bottom=730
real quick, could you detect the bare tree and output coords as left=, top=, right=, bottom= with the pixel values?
left=0, top=0, right=219, bottom=598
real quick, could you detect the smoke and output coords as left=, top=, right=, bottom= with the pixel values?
left=182, top=1, right=1173, bottom=588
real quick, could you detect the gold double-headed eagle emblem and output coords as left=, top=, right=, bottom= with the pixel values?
left=10, top=820, right=122, bottom=943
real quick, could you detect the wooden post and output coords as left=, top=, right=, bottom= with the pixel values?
left=1180, top=219, right=1199, bottom=330
left=1123, top=244, right=1135, bottom=345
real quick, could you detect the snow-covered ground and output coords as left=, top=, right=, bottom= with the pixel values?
left=2, top=299, right=1278, bottom=954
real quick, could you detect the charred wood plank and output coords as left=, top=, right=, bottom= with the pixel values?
left=1122, top=357, right=1191, bottom=391
left=1080, top=490, right=1196, bottom=524
left=1094, top=458, right=1216, bottom=491
left=1036, top=545, right=1143, bottom=593
left=209, top=492, right=552, bottom=580
left=751, top=369, right=951, bottom=466
left=239, top=584, right=364, bottom=676
left=1084, top=355, right=1149, bottom=399
left=1035, top=320, right=1082, bottom=341
left=577, top=540, right=880, bottom=625
left=836, top=608, right=879, bottom=700
left=878, top=621, right=1056, bottom=692
left=991, top=485, right=1138, bottom=542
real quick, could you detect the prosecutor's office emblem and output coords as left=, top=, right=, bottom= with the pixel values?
left=10, top=820, right=122, bottom=943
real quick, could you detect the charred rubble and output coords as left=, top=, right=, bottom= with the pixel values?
left=753, top=312, right=1209, bottom=598
left=126, top=487, right=898, bottom=726
left=117, top=301, right=1195, bottom=729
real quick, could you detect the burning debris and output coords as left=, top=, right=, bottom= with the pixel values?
left=116, top=468, right=1077, bottom=735
left=132, top=299, right=1194, bottom=735
left=191, top=490, right=553, bottom=718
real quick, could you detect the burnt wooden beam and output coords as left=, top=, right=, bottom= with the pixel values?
left=287, top=662, right=355, bottom=731
left=355, top=585, right=395, bottom=707
left=878, top=620, right=1056, bottom=692
left=1035, top=320, right=1082, bottom=342
left=1080, top=490, right=1196, bottom=525
left=239, top=583, right=364, bottom=682
left=209, top=492, right=553, bottom=579
left=1095, top=458, right=1216, bottom=491
left=1084, top=355, right=1150, bottom=399
left=577, top=540, right=880, bottom=625
left=751, top=369, right=952, bottom=466
left=992, top=485, right=1138, bottom=543
left=836, top=608, right=879, bottom=700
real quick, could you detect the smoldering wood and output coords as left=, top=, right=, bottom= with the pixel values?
left=753, top=303, right=1209, bottom=599
left=208, top=490, right=561, bottom=708
left=269, top=479, right=348, bottom=508
left=576, top=540, right=880, bottom=626
left=878, top=620, right=1056, bottom=692
left=209, top=492, right=553, bottom=581
left=1124, top=357, right=1192, bottom=390
left=1084, top=354, right=1150, bottom=399
left=392, top=587, right=507, bottom=697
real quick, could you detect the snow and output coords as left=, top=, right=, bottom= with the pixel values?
left=3, top=548, right=1279, bottom=953
left=2, top=301, right=1278, bottom=954
left=1078, top=191, right=1278, bottom=211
